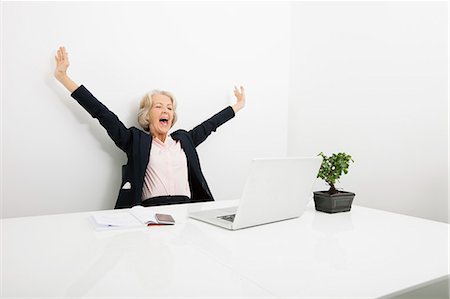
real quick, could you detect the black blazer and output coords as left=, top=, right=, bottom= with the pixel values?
left=71, top=85, right=235, bottom=209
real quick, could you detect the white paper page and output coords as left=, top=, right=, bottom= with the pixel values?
left=92, top=212, right=143, bottom=228
left=129, top=206, right=157, bottom=224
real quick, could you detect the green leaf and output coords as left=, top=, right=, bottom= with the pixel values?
left=316, top=152, right=354, bottom=189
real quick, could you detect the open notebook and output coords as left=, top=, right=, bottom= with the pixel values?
left=90, top=205, right=174, bottom=230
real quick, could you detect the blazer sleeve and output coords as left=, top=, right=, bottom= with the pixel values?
left=71, top=85, right=132, bottom=152
left=189, top=106, right=235, bottom=147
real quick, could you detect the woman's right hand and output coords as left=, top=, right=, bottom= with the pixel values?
left=54, top=46, right=70, bottom=80
left=53, top=46, right=79, bottom=93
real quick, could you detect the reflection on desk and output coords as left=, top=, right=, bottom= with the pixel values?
left=2, top=200, right=449, bottom=298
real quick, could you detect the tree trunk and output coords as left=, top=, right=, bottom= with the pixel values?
left=328, top=184, right=338, bottom=194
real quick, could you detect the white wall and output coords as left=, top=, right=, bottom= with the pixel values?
left=1, top=2, right=291, bottom=218
left=2, top=2, right=448, bottom=224
left=288, top=2, right=448, bottom=223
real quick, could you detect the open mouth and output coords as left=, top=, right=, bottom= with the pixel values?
left=159, top=117, right=169, bottom=126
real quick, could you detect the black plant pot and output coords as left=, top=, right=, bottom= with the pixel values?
left=313, top=191, right=355, bottom=213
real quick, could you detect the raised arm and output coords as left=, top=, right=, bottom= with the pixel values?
left=187, top=86, right=246, bottom=147
left=53, top=46, right=131, bottom=152
left=54, top=46, right=79, bottom=92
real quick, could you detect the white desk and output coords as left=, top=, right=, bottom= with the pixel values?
left=2, top=200, right=448, bottom=298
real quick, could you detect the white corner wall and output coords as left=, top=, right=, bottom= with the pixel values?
left=2, top=2, right=448, bottom=223
left=288, top=2, right=448, bottom=223
left=1, top=2, right=291, bottom=218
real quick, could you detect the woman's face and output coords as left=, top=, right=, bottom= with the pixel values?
left=148, top=93, right=174, bottom=138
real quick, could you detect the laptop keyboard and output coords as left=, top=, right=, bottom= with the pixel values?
left=217, top=214, right=236, bottom=222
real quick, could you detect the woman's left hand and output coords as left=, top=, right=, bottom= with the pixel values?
left=232, top=86, right=245, bottom=113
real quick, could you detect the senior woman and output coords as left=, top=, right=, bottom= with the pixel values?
left=54, top=46, right=245, bottom=209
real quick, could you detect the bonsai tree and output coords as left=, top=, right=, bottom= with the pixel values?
left=317, top=152, right=354, bottom=195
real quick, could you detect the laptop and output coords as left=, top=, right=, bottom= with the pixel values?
left=189, top=157, right=322, bottom=230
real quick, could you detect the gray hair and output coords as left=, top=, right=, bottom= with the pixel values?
left=137, top=90, right=178, bottom=132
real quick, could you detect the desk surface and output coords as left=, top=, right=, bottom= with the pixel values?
left=2, top=200, right=449, bottom=298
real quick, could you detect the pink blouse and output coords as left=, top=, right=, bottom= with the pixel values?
left=141, top=136, right=191, bottom=200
